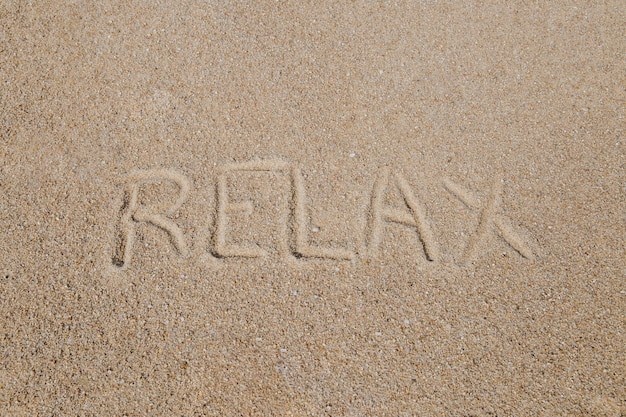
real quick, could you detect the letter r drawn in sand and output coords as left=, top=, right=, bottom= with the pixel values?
left=112, top=169, right=190, bottom=269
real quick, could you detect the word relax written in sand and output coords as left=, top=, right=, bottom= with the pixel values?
left=112, top=159, right=535, bottom=268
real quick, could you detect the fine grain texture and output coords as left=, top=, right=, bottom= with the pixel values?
left=1, top=1, right=624, bottom=416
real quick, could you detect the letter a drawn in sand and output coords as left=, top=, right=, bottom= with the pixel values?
left=443, top=177, right=534, bottom=264
left=112, top=169, right=191, bottom=269
left=366, top=167, right=440, bottom=262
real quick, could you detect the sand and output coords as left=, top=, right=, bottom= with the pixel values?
left=0, top=1, right=624, bottom=416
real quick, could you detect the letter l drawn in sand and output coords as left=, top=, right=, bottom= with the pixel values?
left=291, top=167, right=354, bottom=260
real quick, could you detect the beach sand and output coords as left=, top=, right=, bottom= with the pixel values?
left=1, top=1, right=624, bottom=415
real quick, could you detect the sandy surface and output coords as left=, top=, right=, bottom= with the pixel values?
left=1, top=1, right=624, bottom=415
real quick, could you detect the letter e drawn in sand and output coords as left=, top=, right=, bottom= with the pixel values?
left=112, top=169, right=190, bottom=269
left=214, top=159, right=290, bottom=258
left=443, top=177, right=535, bottom=264
left=291, top=167, right=354, bottom=260
left=366, top=167, right=440, bottom=262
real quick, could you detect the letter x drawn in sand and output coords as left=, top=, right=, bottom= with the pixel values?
left=443, top=177, right=534, bottom=265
